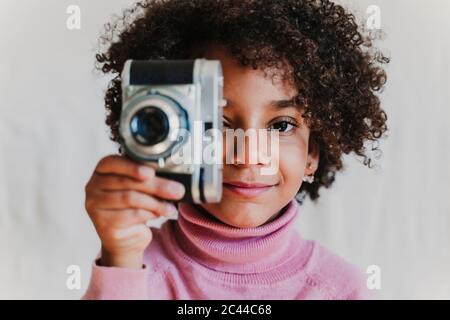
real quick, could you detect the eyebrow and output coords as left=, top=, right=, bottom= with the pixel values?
left=224, top=98, right=297, bottom=109
left=270, top=98, right=297, bottom=109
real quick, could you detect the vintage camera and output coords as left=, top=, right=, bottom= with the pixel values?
left=119, top=59, right=226, bottom=203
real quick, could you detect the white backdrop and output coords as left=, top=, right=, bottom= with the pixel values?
left=0, top=0, right=449, bottom=299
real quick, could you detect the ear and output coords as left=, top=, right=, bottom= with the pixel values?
left=306, top=135, right=320, bottom=174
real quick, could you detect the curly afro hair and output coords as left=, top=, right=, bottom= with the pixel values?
left=95, top=0, right=389, bottom=203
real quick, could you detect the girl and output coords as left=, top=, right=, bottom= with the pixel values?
left=83, top=0, right=388, bottom=299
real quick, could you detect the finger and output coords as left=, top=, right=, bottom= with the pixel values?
left=94, top=174, right=185, bottom=200
left=95, top=208, right=158, bottom=229
left=92, top=190, right=178, bottom=217
left=106, top=224, right=152, bottom=244
left=95, top=155, right=155, bottom=181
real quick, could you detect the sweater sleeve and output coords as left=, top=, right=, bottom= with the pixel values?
left=81, top=258, right=149, bottom=300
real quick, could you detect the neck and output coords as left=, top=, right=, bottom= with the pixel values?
left=174, top=199, right=303, bottom=274
left=192, top=203, right=289, bottom=227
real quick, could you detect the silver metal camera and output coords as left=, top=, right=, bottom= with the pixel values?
left=119, top=59, right=226, bottom=203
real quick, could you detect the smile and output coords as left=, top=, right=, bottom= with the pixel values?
left=222, top=181, right=276, bottom=198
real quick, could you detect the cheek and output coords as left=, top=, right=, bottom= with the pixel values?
left=278, top=138, right=308, bottom=186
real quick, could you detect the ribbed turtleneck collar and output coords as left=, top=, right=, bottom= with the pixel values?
left=174, top=199, right=304, bottom=274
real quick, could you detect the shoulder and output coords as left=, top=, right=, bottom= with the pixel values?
left=303, top=241, right=374, bottom=300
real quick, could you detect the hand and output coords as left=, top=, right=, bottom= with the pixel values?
left=84, top=155, right=185, bottom=269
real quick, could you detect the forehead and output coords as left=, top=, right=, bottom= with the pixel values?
left=201, top=45, right=298, bottom=101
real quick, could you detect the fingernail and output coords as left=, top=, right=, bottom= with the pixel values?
left=169, top=205, right=178, bottom=216
left=169, top=182, right=185, bottom=197
left=139, top=166, right=153, bottom=179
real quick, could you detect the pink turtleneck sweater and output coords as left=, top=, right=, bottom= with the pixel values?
left=82, top=199, right=374, bottom=300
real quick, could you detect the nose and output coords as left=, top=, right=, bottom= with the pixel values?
left=222, top=128, right=275, bottom=168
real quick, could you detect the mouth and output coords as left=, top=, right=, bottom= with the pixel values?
left=222, top=181, right=277, bottom=198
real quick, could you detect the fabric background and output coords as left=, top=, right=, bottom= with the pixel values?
left=0, top=0, right=449, bottom=299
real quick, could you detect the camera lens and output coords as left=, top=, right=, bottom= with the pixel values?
left=130, top=107, right=169, bottom=146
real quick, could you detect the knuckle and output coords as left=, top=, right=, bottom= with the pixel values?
left=116, top=175, right=129, bottom=186
left=137, top=227, right=152, bottom=243
left=84, top=176, right=95, bottom=193
left=97, top=155, right=116, bottom=170
left=122, top=191, right=138, bottom=206
left=96, top=156, right=109, bottom=169
left=84, top=183, right=90, bottom=195
left=133, top=165, right=142, bottom=177
left=135, top=208, right=149, bottom=218
left=109, top=229, right=123, bottom=242
left=133, top=210, right=152, bottom=223
left=94, top=218, right=108, bottom=234
left=84, top=197, right=93, bottom=212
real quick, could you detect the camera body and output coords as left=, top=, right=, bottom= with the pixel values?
left=119, top=59, right=226, bottom=203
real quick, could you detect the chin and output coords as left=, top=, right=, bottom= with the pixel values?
left=201, top=203, right=270, bottom=228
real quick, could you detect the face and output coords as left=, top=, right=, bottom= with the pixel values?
left=198, top=45, right=319, bottom=228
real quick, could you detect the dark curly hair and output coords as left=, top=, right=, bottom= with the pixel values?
left=95, top=0, right=389, bottom=203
